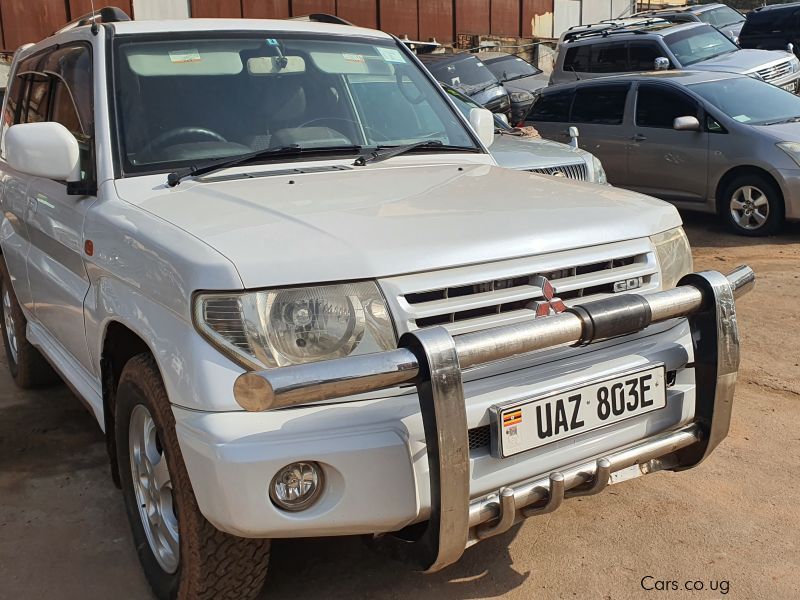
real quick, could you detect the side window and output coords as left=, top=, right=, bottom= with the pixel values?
left=571, top=84, right=629, bottom=125
left=23, top=75, right=50, bottom=124
left=563, top=46, right=591, bottom=73
left=636, top=84, right=699, bottom=129
left=529, top=90, right=573, bottom=122
left=591, top=42, right=628, bottom=74
left=628, top=42, right=664, bottom=71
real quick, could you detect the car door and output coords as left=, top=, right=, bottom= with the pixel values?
left=0, top=52, right=39, bottom=313
left=24, top=43, right=96, bottom=374
left=625, top=82, right=709, bottom=202
left=564, top=83, right=631, bottom=184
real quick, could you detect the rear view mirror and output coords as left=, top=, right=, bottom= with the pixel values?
left=673, top=116, right=700, bottom=131
left=469, top=107, right=495, bottom=148
left=5, top=122, right=81, bottom=181
left=247, top=56, right=306, bottom=75
left=654, top=57, right=670, bottom=71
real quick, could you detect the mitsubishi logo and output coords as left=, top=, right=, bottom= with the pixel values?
left=530, top=276, right=567, bottom=317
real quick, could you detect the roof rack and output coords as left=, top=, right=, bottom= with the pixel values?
left=289, top=13, right=354, bottom=26
left=55, top=6, right=130, bottom=34
left=564, top=18, right=669, bottom=43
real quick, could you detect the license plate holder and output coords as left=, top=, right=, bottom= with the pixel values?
left=491, top=364, right=667, bottom=458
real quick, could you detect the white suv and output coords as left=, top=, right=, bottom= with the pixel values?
left=0, top=10, right=753, bottom=600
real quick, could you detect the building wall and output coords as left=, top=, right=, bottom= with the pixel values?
left=2, top=0, right=634, bottom=50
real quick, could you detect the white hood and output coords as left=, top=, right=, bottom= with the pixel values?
left=116, top=160, right=681, bottom=288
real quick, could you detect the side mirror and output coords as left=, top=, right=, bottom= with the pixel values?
left=673, top=116, right=700, bottom=131
left=788, top=42, right=795, bottom=56
left=568, top=126, right=580, bottom=149
left=469, top=107, right=495, bottom=148
left=654, top=57, right=670, bottom=71
left=5, top=122, right=81, bottom=181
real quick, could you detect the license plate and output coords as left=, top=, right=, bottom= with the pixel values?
left=492, top=365, right=666, bottom=458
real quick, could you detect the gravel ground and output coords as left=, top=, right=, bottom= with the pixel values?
left=0, top=212, right=797, bottom=600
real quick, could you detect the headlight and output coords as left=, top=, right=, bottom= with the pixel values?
left=195, top=282, right=397, bottom=368
left=777, top=141, right=800, bottom=167
left=591, top=155, right=608, bottom=185
left=510, top=91, right=534, bottom=103
left=650, top=227, right=693, bottom=290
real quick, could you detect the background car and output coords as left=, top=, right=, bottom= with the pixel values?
left=550, top=21, right=800, bottom=93
left=477, top=51, right=548, bottom=125
left=443, top=83, right=606, bottom=183
left=528, top=70, right=800, bottom=236
left=739, top=2, right=800, bottom=59
left=418, top=52, right=510, bottom=117
left=634, top=3, right=746, bottom=43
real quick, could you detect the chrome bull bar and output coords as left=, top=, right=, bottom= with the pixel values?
left=234, top=266, right=754, bottom=572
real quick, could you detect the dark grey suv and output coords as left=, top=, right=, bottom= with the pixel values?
left=528, top=71, right=800, bottom=236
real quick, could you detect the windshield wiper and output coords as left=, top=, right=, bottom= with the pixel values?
left=353, top=140, right=476, bottom=166
left=166, top=145, right=302, bottom=187
left=762, top=116, right=800, bottom=126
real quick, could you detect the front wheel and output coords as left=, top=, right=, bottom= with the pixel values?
left=721, top=174, right=784, bottom=236
left=116, top=354, right=271, bottom=600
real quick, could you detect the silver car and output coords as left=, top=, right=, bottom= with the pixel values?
left=443, top=84, right=607, bottom=183
left=529, top=70, right=800, bottom=235
left=550, top=21, right=800, bottom=93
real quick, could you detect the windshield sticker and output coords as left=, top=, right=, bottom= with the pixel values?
left=169, top=49, right=202, bottom=63
left=733, top=115, right=751, bottom=123
left=476, top=61, right=484, bottom=66
left=451, top=77, right=461, bottom=86
left=377, top=47, right=406, bottom=63
left=343, top=53, right=365, bottom=63
left=266, top=38, right=280, bottom=46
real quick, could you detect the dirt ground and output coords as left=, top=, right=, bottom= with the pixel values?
left=0, top=212, right=798, bottom=600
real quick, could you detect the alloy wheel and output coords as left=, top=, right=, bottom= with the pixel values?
left=729, top=185, right=769, bottom=231
left=2, top=284, right=18, bottom=364
left=129, top=404, right=180, bottom=573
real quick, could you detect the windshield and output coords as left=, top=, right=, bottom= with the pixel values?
left=113, top=34, right=477, bottom=173
left=484, top=55, right=542, bottom=82
left=427, top=56, right=500, bottom=92
left=697, top=6, right=744, bottom=29
left=665, top=25, right=738, bottom=66
left=443, top=85, right=510, bottom=130
left=690, top=76, right=800, bottom=125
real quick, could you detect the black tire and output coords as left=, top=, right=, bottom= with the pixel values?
left=115, top=354, right=271, bottom=600
left=0, top=257, right=60, bottom=388
left=720, top=173, right=784, bottom=237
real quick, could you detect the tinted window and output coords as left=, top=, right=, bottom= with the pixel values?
left=484, top=55, right=541, bottom=82
left=43, top=45, right=93, bottom=138
left=22, top=75, right=50, bottom=124
left=572, top=84, right=629, bottom=125
left=564, top=45, right=591, bottom=72
left=698, top=6, right=744, bottom=29
left=528, top=89, right=573, bottom=122
left=636, top=84, right=698, bottom=128
left=628, top=42, right=664, bottom=71
left=426, top=56, right=499, bottom=90
left=592, top=43, right=628, bottom=74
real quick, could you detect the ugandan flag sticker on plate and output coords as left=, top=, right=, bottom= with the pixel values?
left=503, top=408, right=522, bottom=428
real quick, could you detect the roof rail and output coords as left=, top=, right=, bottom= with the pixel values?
left=289, top=13, right=354, bottom=26
left=55, top=6, right=130, bottom=34
left=564, top=18, right=669, bottom=43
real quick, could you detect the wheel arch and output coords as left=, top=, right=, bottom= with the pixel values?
left=714, top=165, right=786, bottom=216
left=101, top=320, right=155, bottom=487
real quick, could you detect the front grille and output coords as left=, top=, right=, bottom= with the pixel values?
left=380, top=239, right=660, bottom=336
left=528, top=162, right=588, bottom=181
left=755, top=59, right=793, bottom=83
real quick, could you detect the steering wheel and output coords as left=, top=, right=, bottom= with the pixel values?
left=296, top=117, right=392, bottom=143
left=142, top=127, right=229, bottom=155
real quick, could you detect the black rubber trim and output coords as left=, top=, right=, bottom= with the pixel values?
left=567, top=294, right=652, bottom=345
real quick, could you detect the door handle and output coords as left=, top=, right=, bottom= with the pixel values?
left=631, top=134, right=647, bottom=142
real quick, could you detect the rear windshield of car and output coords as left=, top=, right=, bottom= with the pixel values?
left=697, top=6, right=744, bottom=29
left=425, top=56, right=500, bottom=92
left=484, top=55, right=542, bottom=82
left=690, top=76, right=800, bottom=126
left=665, top=25, right=739, bottom=66
left=742, top=6, right=800, bottom=36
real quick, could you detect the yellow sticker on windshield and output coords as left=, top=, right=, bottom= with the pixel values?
left=169, top=49, right=202, bottom=63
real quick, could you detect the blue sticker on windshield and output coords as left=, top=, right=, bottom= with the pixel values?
left=266, top=38, right=279, bottom=46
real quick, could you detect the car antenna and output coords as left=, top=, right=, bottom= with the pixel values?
left=570, top=65, right=581, bottom=81
left=90, top=0, right=99, bottom=35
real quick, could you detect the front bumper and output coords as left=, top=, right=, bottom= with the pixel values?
left=179, top=267, right=753, bottom=571
left=775, top=167, right=800, bottom=220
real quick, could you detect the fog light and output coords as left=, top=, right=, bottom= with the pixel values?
left=269, top=462, right=324, bottom=511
